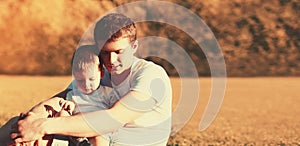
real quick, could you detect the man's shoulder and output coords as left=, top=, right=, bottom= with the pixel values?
left=132, top=58, right=165, bottom=72
left=131, top=58, right=170, bottom=83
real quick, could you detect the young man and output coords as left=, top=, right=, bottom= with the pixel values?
left=12, top=13, right=172, bottom=146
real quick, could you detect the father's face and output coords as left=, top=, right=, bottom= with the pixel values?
left=99, top=38, right=137, bottom=75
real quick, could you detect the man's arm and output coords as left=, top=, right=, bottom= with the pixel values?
left=14, top=90, right=155, bottom=142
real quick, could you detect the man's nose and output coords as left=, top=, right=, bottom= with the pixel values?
left=109, top=52, right=118, bottom=64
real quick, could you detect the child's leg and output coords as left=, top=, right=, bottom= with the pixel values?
left=35, top=110, right=70, bottom=146
left=55, top=109, right=71, bottom=117
left=89, top=135, right=110, bottom=146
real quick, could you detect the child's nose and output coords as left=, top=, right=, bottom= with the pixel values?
left=85, top=81, right=91, bottom=88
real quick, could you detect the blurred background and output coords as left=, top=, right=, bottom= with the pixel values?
left=1, top=1, right=299, bottom=145
left=0, top=0, right=299, bottom=76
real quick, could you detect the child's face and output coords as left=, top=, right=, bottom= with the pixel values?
left=73, top=64, right=101, bottom=94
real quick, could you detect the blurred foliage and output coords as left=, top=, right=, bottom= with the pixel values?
left=0, top=0, right=299, bottom=76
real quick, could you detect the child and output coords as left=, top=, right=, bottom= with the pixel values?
left=14, top=45, right=116, bottom=146
left=59, top=44, right=116, bottom=145
left=66, top=44, right=116, bottom=115
left=63, top=44, right=116, bottom=145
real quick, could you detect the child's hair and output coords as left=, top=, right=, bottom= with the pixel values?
left=94, top=13, right=137, bottom=43
left=71, top=45, right=102, bottom=73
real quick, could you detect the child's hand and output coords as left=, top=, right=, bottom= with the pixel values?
left=59, top=99, right=75, bottom=114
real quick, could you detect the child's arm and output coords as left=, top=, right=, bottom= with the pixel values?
left=9, top=89, right=71, bottom=144
left=29, top=97, right=63, bottom=118
left=28, top=89, right=71, bottom=118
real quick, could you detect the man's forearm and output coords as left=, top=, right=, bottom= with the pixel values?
left=15, top=91, right=153, bottom=142
left=44, top=110, right=124, bottom=137
left=44, top=114, right=98, bottom=137
left=43, top=91, right=151, bottom=137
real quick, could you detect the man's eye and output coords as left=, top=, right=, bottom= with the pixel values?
left=90, top=78, right=95, bottom=81
left=116, top=50, right=124, bottom=54
left=101, top=51, right=109, bottom=55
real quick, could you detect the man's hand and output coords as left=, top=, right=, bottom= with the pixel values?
left=11, top=112, right=47, bottom=143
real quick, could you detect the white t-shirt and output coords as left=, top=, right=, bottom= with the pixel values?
left=67, top=57, right=172, bottom=145
left=101, top=57, right=172, bottom=145
left=66, top=81, right=116, bottom=114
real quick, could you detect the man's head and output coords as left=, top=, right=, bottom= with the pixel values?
left=94, top=13, right=138, bottom=75
left=72, top=45, right=102, bottom=94
left=94, top=13, right=137, bottom=43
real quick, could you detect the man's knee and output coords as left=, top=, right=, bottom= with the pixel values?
left=0, top=116, right=19, bottom=145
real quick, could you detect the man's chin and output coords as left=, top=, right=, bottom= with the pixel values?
left=109, top=68, right=121, bottom=74
left=107, top=68, right=115, bottom=73
left=110, top=71, right=121, bottom=75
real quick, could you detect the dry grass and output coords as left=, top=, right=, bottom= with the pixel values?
left=0, top=76, right=299, bottom=145
left=169, top=77, right=300, bottom=145
left=0, top=75, right=72, bottom=126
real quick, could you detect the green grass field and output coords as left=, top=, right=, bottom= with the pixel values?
left=0, top=76, right=299, bottom=145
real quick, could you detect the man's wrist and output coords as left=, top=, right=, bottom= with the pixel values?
left=43, top=118, right=55, bottom=135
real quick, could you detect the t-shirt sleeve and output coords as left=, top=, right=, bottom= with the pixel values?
left=65, top=90, right=74, bottom=101
left=130, top=63, right=172, bottom=106
left=66, top=80, right=76, bottom=90
left=65, top=81, right=78, bottom=102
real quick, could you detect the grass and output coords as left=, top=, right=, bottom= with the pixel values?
left=0, top=76, right=299, bottom=145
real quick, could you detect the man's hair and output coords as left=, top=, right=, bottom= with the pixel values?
left=94, top=13, right=137, bottom=43
left=71, top=45, right=101, bottom=72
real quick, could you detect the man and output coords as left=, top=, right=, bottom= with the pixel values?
left=12, top=13, right=172, bottom=145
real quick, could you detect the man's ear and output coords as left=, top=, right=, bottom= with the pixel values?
left=100, top=66, right=104, bottom=78
left=132, top=40, right=138, bottom=53
left=98, top=56, right=104, bottom=78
